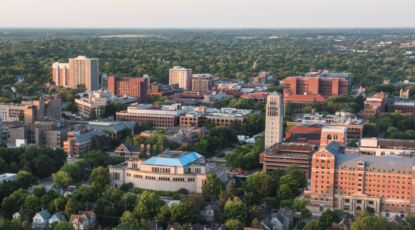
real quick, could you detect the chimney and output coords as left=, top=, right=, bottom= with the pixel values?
left=42, top=208, right=44, bottom=211
left=147, top=144, right=151, bottom=154
left=311, top=109, right=315, bottom=116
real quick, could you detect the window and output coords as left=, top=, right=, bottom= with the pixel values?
left=345, top=199, right=350, bottom=203
left=369, top=201, right=374, bottom=205
left=357, top=200, right=361, bottom=204
left=344, top=205, right=350, bottom=210
left=319, top=207, right=324, bottom=212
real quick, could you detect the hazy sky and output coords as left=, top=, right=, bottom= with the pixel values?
left=2, top=0, right=415, bottom=28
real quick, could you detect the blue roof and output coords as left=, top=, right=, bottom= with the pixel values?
left=142, top=152, right=203, bottom=167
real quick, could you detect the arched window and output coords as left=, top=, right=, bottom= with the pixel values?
left=333, top=135, right=339, bottom=140
left=327, top=134, right=332, bottom=140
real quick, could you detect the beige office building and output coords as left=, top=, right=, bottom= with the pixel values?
left=169, top=66, right=192, bottom=90
left=265, top=92, right=283, bottom=149
left=69, top=56, right=99, bottom=91
left=109, top=150, right=228, bottom=193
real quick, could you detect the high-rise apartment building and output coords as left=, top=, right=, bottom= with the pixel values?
left=265, top=92, right=283, bottom=149
left=191, top=74, right=214, bottom=92
left=52, top=62, right=70, bottom=87
left=52, top=56, right=99, bottom=91
left=69, top=56, right=99, bottom=91
left=169, top=66, right=192, bottom=90
left=107, top=76, right=148, bottom=103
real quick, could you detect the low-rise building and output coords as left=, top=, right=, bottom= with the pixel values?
left=116, top=103, right=193, bottom=127
left=48, top=211, right=67, bottom=224
left=8, top=120, right=74, bottom=147
left=192, top=74, right=215, bottom=92
left=84, top=120, right=135, bottom=140
left=287, top=112, right=367, bottom=139
left=283, top=94, right=326, bottom=114
left=180, top=107, right=261, bottom=130
left=200, top=200, right=219, bottom=222
left=69, top=211, right=97, bottom=230
left=252, top=72, right=273, bottom=84
left=358, top=138, right=415, bottom=157
left=0, top=99, right=61, bottom=123
left=32, top=209, right=52, bottom=228
left=241, top=92, right=269, bottom=103
left=63, top=130, right=108, bottom=157
left=113, top=142, right=163, bottom=160
left=148, top=82, right=184, bottom=97
left=109, top=150, right=228, bottom=193
left=75, top=90, right=137, bottom=118
left=285, top=124, right=322, bottom=145
left=260, top=143, right=317, bottom=178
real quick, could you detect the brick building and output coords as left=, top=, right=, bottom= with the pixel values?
left=253, top=72, right=273, bottom=85
left=180, top=107, right=261, bottom=130
left=75, top=90, right=136, bottom=118
left=306, top=141, right=415, bottom=218
left=191, top=74, right=214, bottom=92
left=148, top=82, right=183, bottom=98
left=52, top=62, right=70, bottom=87
left=116, top=103, right=193, bottom=127
left=107, top=76, right=148, bottom=103
left=169, top=66, right=192, bottom=90
left=285, top=124, right=322, bottom=145
left=358, top=92, right=415, bottom=118
left=260, top=142, right=317, bottom=178
left=283, top=94, right=326, bottom=114
left=287, top=112, right=367, bottom=139
left=283, top=77, right=348, bottom=98
left=64, top=130, right=108, bottom=157
left=0, top=100, right=61, bottom=123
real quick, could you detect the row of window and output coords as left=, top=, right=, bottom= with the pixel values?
left=152, top=167, right=171, bottom=173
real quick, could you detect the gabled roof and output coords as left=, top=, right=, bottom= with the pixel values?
left=82, top=202, right=95, bottom=211
left=36, top=209, right=52, bottom=220
left=167, top=222, right=181, bottom=230
left=69, top=214, right=86, bottom=224
left=51, top=211, right=66, bottom=222
left=259, top=202, right=274, bottom=215
left=142, top=152, right=203, bottom=167
left=120, top=142, right=141, bottom=153
left=78, top=211, right=95, bottom=220
left=389, top=215, right=406, bottom=224
left=202, top=200, right=219, bottom=211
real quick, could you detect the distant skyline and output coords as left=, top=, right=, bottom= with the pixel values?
left=2, top=0, right=415, bottom=28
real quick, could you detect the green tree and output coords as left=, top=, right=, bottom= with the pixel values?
left=258, top=177, right=276, bottom=197
left=52, top=171, right=73, bottom=187
left=202, top=172, right=226, bottom=202
left=54, top=197, right=67, bottom=212
left=76, top=84, right=87, bottom=92
left=55, top=222, right=76, bottom=230
left=120, top=211, right=151, bottom=230
left=169, top=203, right=193, bottom=224
left=286, top=164, right=307, bottom=188
left=351, top=211, right=389, bottom=230
left=23, top=194, right=41, bottom=217
left=89, top=109, right=97, bottom=120
left=293, top=197, right=311, bottom=222
left=251, top=218, right=263, bottom=229
left=227, top=180, right=236, bottom=200
left=180, top=196, right=204, bottom=217
left=225, top=219, right=244, bottom=230
left=134, top=191, right=165, bottom=220
left=89, top=166, right=110, bottom=186
left=60, top=163, right=82, bottom=181
left=65, top=199, right=82, bottom=218
left=246, top=172, right=271, bottom=192
left=83, top=150, right=111, bottom=167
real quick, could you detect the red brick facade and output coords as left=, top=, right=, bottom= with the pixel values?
left=283, top=77, right=348, bottom=98
left=107, top=76, right=148, bottom=103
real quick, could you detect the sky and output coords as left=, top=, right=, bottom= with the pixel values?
left=1, top=0, right=415, bottom=28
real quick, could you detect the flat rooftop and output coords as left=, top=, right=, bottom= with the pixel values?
left=291, top=112, right=368, bottom=125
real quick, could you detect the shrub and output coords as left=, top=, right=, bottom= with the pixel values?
left=177, top=188, right=188, bottom=194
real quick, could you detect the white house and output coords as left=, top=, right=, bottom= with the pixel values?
left=69, top=211, right=97, bottom=230
left=12, top=212, right=20, bottom=220
left=31, top=209, right=52, bottom=228
left=200, top=200, right=219, bottom=222
left=48, top=211, right=67, bottom=224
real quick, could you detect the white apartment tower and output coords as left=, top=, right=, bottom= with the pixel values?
left=69, top=56, right=99, bottom=91
left=169, top=66, right=192, bottom=90
left=265, top=92, right=283, bottom=149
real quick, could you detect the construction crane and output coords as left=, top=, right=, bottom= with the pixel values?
left=248, top=54, right=261, bottom=83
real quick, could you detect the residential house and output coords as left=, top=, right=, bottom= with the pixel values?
left=12, top=212, right=20, bottom=219
left=328, top=219, right=351, bottom=230
left=53, top=185, right=78, bottom=196
left=200, top=200, right=219, bottom=222
left=261, top=207, right=294, bottom=230
left=166, top=222, right=181, bottom=230
left=259, top=202, right=274, bottom=216
left=48, top=211, right=67, bottom=224
left=389, top=215, right=406, bottom=224
left=31, top=209, right=52, bottom=228
left=69, top=211, right=97, bottom=230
